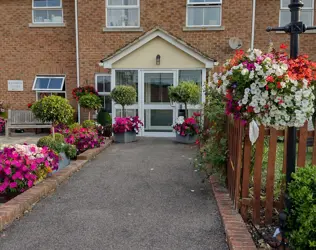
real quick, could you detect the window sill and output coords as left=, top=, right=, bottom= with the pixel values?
left=103, top=27, right=144, bottom=32
left=276, top=29, right=316, bottom=34
left=29, top=23, right=66, bottom=28
left=183, top=26, right=225, bottom=31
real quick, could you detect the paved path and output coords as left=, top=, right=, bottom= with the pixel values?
left=0, top=138, right=228, bottom=250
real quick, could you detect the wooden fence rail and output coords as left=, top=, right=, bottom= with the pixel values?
left=225, top=116, right=316, bottom=225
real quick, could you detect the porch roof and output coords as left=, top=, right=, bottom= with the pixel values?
left=99, top=27, right=215, bottom=69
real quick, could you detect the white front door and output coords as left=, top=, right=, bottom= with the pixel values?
left=140, top=71, right=177, bottom=137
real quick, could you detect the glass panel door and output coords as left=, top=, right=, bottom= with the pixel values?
left=142, top=71, right=176, bottom=136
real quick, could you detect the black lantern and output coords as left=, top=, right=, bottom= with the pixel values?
left=156, top=55, right=161, bottom=65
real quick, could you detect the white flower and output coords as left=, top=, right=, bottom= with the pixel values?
left=241, top=68, right=249, bottom=75
left=281, top=64, right=288, bottom=71
left=280, top=82, right=286, bottom=88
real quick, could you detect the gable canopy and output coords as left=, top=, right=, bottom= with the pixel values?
left=100, top=28, right=215, bottom=69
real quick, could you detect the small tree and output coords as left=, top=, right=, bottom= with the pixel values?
left=110, top=85, right=136, bottom=117
left=31, top=96, right=74, bottom=139
left=168, top=81, right=200, bottom=118
left=79, top=94, right=102, bottom=120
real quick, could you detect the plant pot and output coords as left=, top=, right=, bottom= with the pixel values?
left=114, top=131, right=137, bottom=143
left=57, top=152, right=71, bottom=171
left=175, top=133, right=197, bottom=144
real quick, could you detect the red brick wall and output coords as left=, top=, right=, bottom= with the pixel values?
left=0, top=0, right=77, bottom=110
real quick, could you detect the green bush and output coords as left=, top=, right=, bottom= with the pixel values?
left=79, top=94, right=102, bottom=120
left=37, top=136, right=77, bottom=159
left=97, top=110, right=112, bottom=126
left=69, top=123, right=81, bottom=131
left=287, top=165, right=316, bottom=250
left=51, top=133, right=64, bottom=143
left=82, top=120, right=95, bottom=129
left=110, top=85, right=136, bottom=117
left=31, top=96, right=74, bottom=125
left=168, top=81, right=200, bottom=118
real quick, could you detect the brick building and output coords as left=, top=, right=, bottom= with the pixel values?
left=1, top=0, right=315, bottom=137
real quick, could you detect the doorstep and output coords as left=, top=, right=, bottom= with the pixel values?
left=0, top=139, right=112, bottom=231
left=209, top=175, right=257, bottom=250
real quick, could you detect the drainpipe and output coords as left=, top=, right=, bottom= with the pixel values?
left=75, top=0, right=81, bottom=123
left=251, top=0, right=256, bottom=50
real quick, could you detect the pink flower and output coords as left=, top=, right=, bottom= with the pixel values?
left=27, top=180, right=33, bottom=188
left=9, top=182, right=17, bottom=189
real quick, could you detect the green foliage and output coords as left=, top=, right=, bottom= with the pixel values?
left=110, top=85, right=136, bottom=110
left=31, top=96, right=74, bottom=125
left=37, top=135, right=77, bottom=159
left=168, top=81, right=200, bottom=105
left=97, top=110, right=112, bottom=126
left=82, top=120, right=95, bottom=129
left=78, top=94, right=102, bottom=111
left=69, top=123, right=81, bottom=131
left=195, top=85, right=227, bottom=180
left=52, top=133, right=64, bottom=143
left=287, top=165, right=316, bottom=250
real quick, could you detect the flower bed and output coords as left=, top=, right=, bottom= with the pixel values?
left=54, top=123, right=105, bottom=153
left=211, top=45, right=316, bottom=128
left=0, top=144, right=59, bottom=194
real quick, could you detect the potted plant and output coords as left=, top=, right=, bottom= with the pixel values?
left=79, top=94, right=102, bottom=120
left=168, top=81, right=200, bottom=118
left=173, top=115, right=199, bottom=144
left=37, top=133, right=77, bottom=171
left=110, top=85, right=136, bottom=117
left=112, top=116, right=143, bottom=143
left=31, top=95, right=74, bottom=139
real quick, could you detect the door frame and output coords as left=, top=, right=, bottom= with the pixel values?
left=111, top=68, right=206, bottom=137
left=140, top=70, right=178, bottom=137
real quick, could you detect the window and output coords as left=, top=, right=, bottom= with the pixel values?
left=106, top=0, right=140, bottom=28
left=96, top=74, right=112, bottom=114
left=186, top=0, right=222, bottom=27
left=32, top=0, right=63, bottom=24
left=33, top=75, right=66, bottom=100
left=280, top=0, right=314, bottom=26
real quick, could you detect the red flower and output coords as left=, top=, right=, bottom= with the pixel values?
left=247, top=106, right=254, bottom=113
left=236, top=106, right=242, bottom=111
left=27, top=103, right=33, bottom=109
left=265, top=85, right=269, bottom=90
left=280, top=43, right=288, bottom=50
left=225, top=92, right=233, bottom=100
left=266, top=76, right=274, bottom=83
left=277, top=82, right=282, bottom=89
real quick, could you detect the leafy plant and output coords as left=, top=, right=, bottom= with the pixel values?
left=168, top=81, right=200, bottom=118
left=72, top=85, right=98, bottom=101
left=69, top=123, right=81, bottom=131
left=110, top=86, right=136, bottom=117
left=79, top=94, right=102, bottom=120
left=97, top=109, right=112, bottom=126
left=82, top=120, right=96, bottom=129
left=287, top=165, right=316, bottom=250
left=31, top=96, right=74, bottom=139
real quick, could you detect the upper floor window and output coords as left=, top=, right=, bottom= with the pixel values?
left=106, top=0, right=140, bottom=28
left=186, top=0, right=222, bottom=27
left=32, top=0, right=63, bottom=24
left=280, top=0, right=314, bottom=26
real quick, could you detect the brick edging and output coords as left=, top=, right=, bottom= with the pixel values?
left=209, top=175, right=257, bottom=250
left=0, top=139, right=112, bottom=232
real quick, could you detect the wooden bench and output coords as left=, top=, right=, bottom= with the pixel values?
left=5, top=110, right=51, bottom=138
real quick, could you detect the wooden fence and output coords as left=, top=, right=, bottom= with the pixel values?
left=226, top=116, right=316, bottom=225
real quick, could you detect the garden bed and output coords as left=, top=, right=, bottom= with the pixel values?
left=0, top=139, right=111, bottom=231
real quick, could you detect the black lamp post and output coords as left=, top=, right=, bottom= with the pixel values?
left=266, top=0, right=316, bottom=246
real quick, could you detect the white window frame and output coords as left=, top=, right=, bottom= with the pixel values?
left=95, top=74, right=112, bottom=114
left=32, top=75, right=65, bottom=91
left=279, top=0, right=314, bottom=26
left=186, top=0, right=222, bottom=27
left=105, top=0, right=140, bottom=28
left=32, top=0, right=64, bottom=24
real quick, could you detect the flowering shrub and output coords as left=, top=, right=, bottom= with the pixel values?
left=211, top=45, right=316, bottom=128
left=0, top=117, right=5, bottom=134
left=112, top=116, right=143, bottom=134
left=0, top=144, right=59, bottom=194
left=72, top=86, right=98, bottom=101
left=65, top=127, right=105, bottom=153
left=173, top=115, right=199, bottom=137
left=27, top=103, right=33, bottom=109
